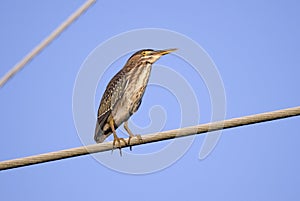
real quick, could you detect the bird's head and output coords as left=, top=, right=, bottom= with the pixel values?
left=127, top=48, right=178, bottom=66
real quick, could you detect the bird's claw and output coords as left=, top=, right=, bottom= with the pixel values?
left=128, top=134, right=143, bottom=151
left=112, top=137, right=127, bottom=156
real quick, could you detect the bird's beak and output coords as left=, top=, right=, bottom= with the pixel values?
left=155, top=48, right=178, bottom=56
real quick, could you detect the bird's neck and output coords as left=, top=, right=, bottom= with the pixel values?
left=126, top=61, right=152, bottom=89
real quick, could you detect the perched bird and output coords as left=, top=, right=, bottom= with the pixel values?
left=94, top=48, right=177, bottom=154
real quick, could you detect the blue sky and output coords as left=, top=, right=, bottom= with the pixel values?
left=1, top=1, right=300, bottom=200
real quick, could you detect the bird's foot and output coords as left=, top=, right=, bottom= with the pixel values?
left=128, top=134, right=143, bottom=151
left=112, top=137, right=127, bottom=156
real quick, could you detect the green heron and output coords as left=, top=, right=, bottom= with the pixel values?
left=94, top=48, right=177, bottom=154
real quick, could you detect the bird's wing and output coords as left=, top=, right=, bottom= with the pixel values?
left=97, top=70, right=128, bottom=125
left=95, top=70, right=128, bottom=142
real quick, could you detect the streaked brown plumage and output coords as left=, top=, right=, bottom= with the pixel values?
left=94, top=48, right=177, bottom=154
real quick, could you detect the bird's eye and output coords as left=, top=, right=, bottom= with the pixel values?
left=142, top=51, right=147, bottom=56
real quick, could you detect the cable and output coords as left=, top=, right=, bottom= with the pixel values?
left=0, top=106, right=299, bottom=171
left=0, top=0, right=96, bottom=88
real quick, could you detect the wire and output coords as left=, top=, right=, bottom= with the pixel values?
left=0, top=0, right=96, bottom=88
left=0, top=106, right=299, bottom=171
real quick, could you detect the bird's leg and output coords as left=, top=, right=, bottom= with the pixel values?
left=109, top=118, right=126, bottom=156
left=124, top=121, right=143, bottom=151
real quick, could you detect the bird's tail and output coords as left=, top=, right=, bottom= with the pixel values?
left=94, top=122, right=108, bottom=143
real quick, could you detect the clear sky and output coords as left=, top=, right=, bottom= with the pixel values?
left=1, top=1, right=300, bottom=200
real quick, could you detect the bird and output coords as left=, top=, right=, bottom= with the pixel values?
left=94, top=48, right=177, bottom=154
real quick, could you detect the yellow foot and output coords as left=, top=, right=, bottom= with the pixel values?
left=128, top=134, right=143, bottom=151
left=112, top=137, right=127, bottom=156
